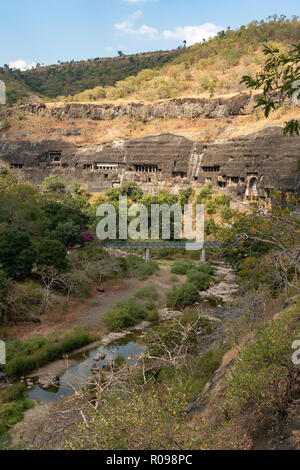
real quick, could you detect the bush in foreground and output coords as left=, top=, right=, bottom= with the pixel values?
left=171, top=260, right=195, bottom=275
left=166, top=282, right=199, bottom=309
left=103, top=298, right=158, bottom=331
left=125, top=255, right=159, bottom=280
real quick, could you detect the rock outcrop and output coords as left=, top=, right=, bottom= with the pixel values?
left=3, top=93, right=255, bottom=121
left=1, top=126, right=300, bottom=202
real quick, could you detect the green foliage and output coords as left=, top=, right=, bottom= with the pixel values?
left=186, top=269, right=213, bottom=291
left=0, top=66, right=31, bottom=106
left=36, top=239, right=67, bottom=270
left=222, top=212, right=272, bottom=270
left=66, top=385, right=189, bottom=450
left=197, top=185, right=214, bottom=204
left=125, top=255, right=159, bottom=280
left=46, top=221, right=82, bottom=247
left=0, top=228, right=36, bottom=279
left=0, top=383, right=26, bottom=405
left=134, top=285, right=158, bottom=302
left=179, top=188, right=194, bottom=207
left=103, top=299, right=148, bottom=331
left=119, top=182, right=143, bottom=202
left=0, top=162, right=17, bottom=189
left=3, top=328, right=98, bottom=377
left=145, top=302, right=159, bottom=322
left=13, top=50, right=182, bottom=99
left=171, top=260, right=195, bottom=275
left=2, top=19, right=300, bottom=105
left=42, top=175, right=66, bottom=194
left=225, top=314, right=294, bottom=415
left=0, top=118, right=10, bottom=131
left=204, top=218, right=219, bottom=236
left=199, top=75, right=217, bottom=96
left=241, top=42, right=300, bottom=135
left=0, top=398, right=34, bottom=445
left=166, top=282, right=199, bottom=309
left=220, top=206, right=234, bottom=221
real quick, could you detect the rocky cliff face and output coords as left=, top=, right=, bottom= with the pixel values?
left=1, top=126, right=299, bottom=203
left=3, top=93, right=256, bottom=121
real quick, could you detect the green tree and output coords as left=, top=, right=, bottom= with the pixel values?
left=120, top=182, right=143, bottom=202
left=0, top=228, right=36, bottom=279
left=241, top=43, right=300, bottom=135
left=42, top=175, right=66, bottom=194
left=47, top=222, right=82, bottom=247
left=36, top=239, right=68, bottom=271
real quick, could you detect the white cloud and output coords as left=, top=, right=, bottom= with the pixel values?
left=9, top=59, right=36, bottom=71
left=130, top=9, right=143, bottom=19
left=115, top=19, right=158, bottom=37
left=163, top=23, right=223, bottom=45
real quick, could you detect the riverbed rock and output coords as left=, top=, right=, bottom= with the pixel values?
left=93, top=351, right=106, bottom=361
left=159, top=308, right=183, bottom=321
left=38, top=375, right=60, bottom=389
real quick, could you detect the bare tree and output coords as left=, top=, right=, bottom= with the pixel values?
left=39, top=267, right=69, bottom=312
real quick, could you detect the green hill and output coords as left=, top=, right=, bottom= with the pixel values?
left=0, top=67, right=33, bottom=107
left=1, top=16, right=300, bottom=106
left=5, top=49, right=182, bottom=103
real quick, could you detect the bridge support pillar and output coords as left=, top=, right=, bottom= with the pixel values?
left=145, top=248, right=150, bottom=262
left=200, top=248, right=206, bottom=264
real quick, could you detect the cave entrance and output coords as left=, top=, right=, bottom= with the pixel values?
left=247, top=177, right=259, bottom=201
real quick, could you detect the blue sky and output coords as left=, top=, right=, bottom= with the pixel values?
left=1, top=0, right=299, bottom=69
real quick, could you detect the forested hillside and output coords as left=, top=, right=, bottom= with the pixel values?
left=1, top=16, right=300, bottom=106
left=0, top=49, right=182, bottom=105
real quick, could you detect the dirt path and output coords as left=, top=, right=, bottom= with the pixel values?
left=11, top=263, right=175, bottom=341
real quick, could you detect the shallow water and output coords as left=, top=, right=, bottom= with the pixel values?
left=28, top=335, right=145, bottom=403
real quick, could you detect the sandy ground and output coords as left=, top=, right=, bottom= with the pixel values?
left=11, top=263, right=176, bottom=341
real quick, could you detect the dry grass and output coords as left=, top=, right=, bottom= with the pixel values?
left=3, top=100, right=299, bottom=145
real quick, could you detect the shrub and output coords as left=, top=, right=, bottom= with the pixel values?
left=64, top=270, right=93, bottom=297
left=147, top=322, right=198, bottom=359
left=186, top=269, right=212, bottom=291
left=196, top=263, right=215, bottom=276
left=0, top=398, right=34, bottom=444
left=171, top=260, right=195, bottom=275
left=0, top=383, right=26, bottom=405
left=125, top=255, right=159, bottom=280
left=205, top=199, right=218, bottom=215
left=0, top=118, right=10, bottom=131
left=166, top=283, right=199, bottom=309
left=215, top=194, right=231, bottom=206
left=219, top=205, right=232, bottom=220
left=134, top=285, right=158, bottom=302
left=145, top=301, right=159, bottom=322
left=12, top=280, right=43, bottom=314
left=179, top=188, right=194, bottom=207
left=103, top=299, right=147, bottom=331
